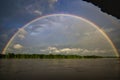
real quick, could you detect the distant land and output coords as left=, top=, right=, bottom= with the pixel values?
left=0, top=53, right=119, bottom=59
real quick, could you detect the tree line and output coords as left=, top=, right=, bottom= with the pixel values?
left=0, top=53, right=118, bottom=59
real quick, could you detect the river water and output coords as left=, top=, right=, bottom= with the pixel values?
left=0, top=59, right=120, bottom=80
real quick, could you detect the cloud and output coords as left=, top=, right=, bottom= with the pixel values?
left=18, top=34, right=25, bottom=39
left=84, top=30, right=98, bottom=36
left=40, top=47, right=82, bottom=54
left=60, top=48, right=82, bottom=53
left=49, top=0, right=58, bottom=4
left=18, top=28, right=27, bottom=39
left=81, top=49, right=106, bottom=54
left=40, top=47, right=114, bottom=56
left=103, top=28, right=115, bottom=33
left=34, top=10, right=42, bottom=15
left=13, top=44, right=23, bottom=49
left=25, top=4, right=42, bottom=16
left=48, top=0, right=58, bottom=9
left=19, top=28, right=27, bottom=34
left=30, top=32, right=40, bottom=36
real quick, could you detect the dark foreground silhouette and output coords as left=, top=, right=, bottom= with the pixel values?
left=83, top=0, right=120, bottom=19
left=0, top=53, right=119, bottom=59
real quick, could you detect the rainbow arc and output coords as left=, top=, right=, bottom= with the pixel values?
left=2, top=14, right=119, bottom=57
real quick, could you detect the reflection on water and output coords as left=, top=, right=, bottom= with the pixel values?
left=0, top=59, right=120, bottom=80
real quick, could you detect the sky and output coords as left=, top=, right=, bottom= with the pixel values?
left=0, top=0, right=120, bottom=56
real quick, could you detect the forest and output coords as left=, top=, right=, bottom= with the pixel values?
left=0, top=53, right=118, bottom=59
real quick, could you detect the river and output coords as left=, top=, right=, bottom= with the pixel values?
left=0, top=58, right=120, bottom=80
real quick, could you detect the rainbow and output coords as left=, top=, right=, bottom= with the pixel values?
left=2, top=14, right=119, bottom=57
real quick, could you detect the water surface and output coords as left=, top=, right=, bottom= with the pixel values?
left=0, top=59, right=120, bottom=80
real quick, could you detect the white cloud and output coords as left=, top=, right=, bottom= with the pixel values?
left=84, top=30, right=98, bottom=36
left=18, top=28, right=27, bottom=39
left=41, top=47, right=83, bottom=54
left=13, top=44, right=23, bottom=49
left=104, top=28, right=115, bottom=33
left=34, top=10, right=42, bottom=15
left=25, top=4, right=42, bottom=16
left=19, top=28, right=27, bottom=34
left=82, top=49, right=90, bottom=53
left=18, top=34, right=25, bottom=39
left=40, top=47, right=114, bottom=56
left=49, top=0, right=58, bottom=8
left=30, top=32, right=39, bottom=36
left=60, top=48, right=81, bottom=53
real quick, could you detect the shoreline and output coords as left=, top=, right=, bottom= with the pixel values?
left=0, top=53, right=119, bottom=59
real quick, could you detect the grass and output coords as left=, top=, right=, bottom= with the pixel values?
left=0, top=53, right=119, bottom=59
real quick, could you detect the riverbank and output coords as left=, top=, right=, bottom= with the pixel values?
left=0, top=53, right=119, bottom=59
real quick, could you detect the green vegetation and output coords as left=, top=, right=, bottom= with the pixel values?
left=0, top=53, right=119, bottom=59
